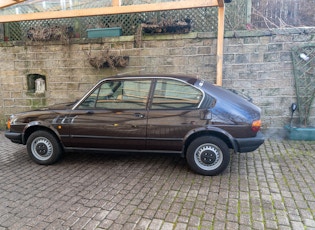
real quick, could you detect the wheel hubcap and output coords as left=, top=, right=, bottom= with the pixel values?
left=200, top=150, right=217, bottom=165
left=194, top=144, right=223, bottom=170
left=36, top=143, right=48, bottom=156
left=31, top=137, right=53, bottom=161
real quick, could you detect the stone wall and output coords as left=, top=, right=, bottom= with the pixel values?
left=223, top=28, right=315, bottom=136
left=0, top=28, right=314, bottom=136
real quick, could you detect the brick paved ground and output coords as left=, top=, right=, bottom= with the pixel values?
left=0, top=131, right=315, bottom=230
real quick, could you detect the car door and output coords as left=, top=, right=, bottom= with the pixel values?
left=146, top=78, right=205, bottom=152
left=68, top=78, right=151, bottom=150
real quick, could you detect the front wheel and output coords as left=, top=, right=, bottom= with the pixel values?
left=26, top=130, right=62, bottom=165
left=186, top=136, right=230, bottom=176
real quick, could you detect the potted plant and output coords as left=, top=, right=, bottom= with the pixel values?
left=86, top=21, right=122, bottom=38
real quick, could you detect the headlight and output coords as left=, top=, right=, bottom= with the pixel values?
left=7, top=115, right=17, bottom=130
left=7, top=118, right=11, bottom=130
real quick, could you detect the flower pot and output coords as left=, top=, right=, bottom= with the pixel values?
left=87, top=27, right=122, bottom=38
left=284, top=125, right=315, bottom=141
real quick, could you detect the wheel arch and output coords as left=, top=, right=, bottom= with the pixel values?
left=23, top=122, right=62, bottom=147
left=183, top=128, right=237, bottom=157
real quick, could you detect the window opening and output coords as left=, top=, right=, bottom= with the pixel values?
left=27, top=74, right=46, bottom=94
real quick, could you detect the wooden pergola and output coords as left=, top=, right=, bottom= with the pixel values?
left=0, top=0, right=26, bottom=9
left=0, top=0, right=226, bottom=86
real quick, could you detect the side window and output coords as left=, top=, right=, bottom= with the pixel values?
left=78, top=79, right=151, bottom=110
left=151, top=79, right=203, bottom=109
left=77, top=87, right=99, bottom=109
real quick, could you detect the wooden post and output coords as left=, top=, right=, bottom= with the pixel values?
left=112, top=0, right=120, bottom=7
left=216, top=5, right=225, bottom=86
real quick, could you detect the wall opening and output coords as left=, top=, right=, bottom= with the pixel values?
left=27, top=74, right=46, bottom=94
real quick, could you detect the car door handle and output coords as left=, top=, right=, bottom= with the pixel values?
left=86, top=110, right=94, bottom=115
left=134, top=113, right=145, bottom=118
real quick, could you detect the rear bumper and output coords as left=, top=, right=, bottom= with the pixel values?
left=234, top=131, right=264, bottom=153
left=5, top=131, right=23, bottom=144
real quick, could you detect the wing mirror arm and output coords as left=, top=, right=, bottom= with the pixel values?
left=201, top=110, right=212, bottom=120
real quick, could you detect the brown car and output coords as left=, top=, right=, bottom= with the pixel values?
left=5, top=75, right=264, bottom=175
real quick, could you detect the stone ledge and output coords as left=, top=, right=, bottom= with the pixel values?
left=2, top=27, right=315, bottom=47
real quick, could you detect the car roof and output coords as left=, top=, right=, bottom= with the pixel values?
left=103, top=74, right=199, bottom=85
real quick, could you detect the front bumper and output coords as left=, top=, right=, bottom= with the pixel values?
left=5, top=131, right=23, bottom=144
left=234, top=131, right=265, bottom=153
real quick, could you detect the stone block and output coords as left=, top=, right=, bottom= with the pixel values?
left=225, top=45, right=242, bottom=54
left=188, top=56, right=204, bottom=66
left=203, top=39, right=213, bottom=46
left=250, top=53, right=263, bottom=63
left=239, top=71, right=257, bottom=79
left=198, top=47, right=211, bottom=55
left=263, top=53, right=279, bottom=62
left=169, top=48, right=183, bottom=56
left=165, top=40, right=185, bottom=47
left=144, top=40, right=166, bottom=48
left=280, top=52, right=291, bottom=61
left=31, top=61, right=45, bottom=69
left=268, top=44, right=283, bottom=51
left=16, top=52, right=35, bottom=60
left=121, top=49, right=141, bottom=56
left=223, top=54, right=235, bottom=63
left=14, top=61, right=31, bottom=69
left=235, top=54, right=249, bottom=63
left=67, top=83, right=79, bottom=91
left=203, top=56, right=216, bottom=65
left=244, top=37, right=259, bottom=44
left=4, top=99, right=15, bottom=106
left=183, top=47, right=197, bottom=55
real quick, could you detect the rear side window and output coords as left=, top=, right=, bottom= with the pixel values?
left=78, top=79, right=151, bottom=110
left=151, top=79, right=202, bottom=109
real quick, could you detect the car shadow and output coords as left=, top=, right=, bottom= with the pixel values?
left=61, top=150, right=188, bottom=173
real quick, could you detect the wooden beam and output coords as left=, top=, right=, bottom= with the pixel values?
left=0, top=0, right=219, bottom=22
left=217, top=0, right=225, bottom=7
left=216, top=5, right=225, bottom=86
left=0, top=0, right=25, bottom=9
left=112, top=0, right=121, bottom=7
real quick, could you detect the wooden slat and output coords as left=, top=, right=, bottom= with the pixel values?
left=216, top=6, right=225, bottom=86
left=0, top=0, right=25, bottom=9
left=0, top=0, right=219, bottom=22
left=217, top=0, right=225, bottom=7
left=112, top=0, right=121, bottom=7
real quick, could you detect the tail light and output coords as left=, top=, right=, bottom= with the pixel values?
left=251, top=120, right=261, bottom=132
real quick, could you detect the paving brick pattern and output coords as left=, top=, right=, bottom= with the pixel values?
left=0, top=131, right=315, bottom=229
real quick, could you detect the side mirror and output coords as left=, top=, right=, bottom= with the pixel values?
left=201, top=110, right=212, bottom=120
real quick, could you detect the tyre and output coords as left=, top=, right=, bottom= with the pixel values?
left=26, top=130, right=62, bottom=165
left=186, top=136, right=230, bottom=176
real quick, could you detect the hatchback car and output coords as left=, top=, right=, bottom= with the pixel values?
left=5, top=75, right=264, bottom=175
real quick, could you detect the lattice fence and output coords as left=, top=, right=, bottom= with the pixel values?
left=3, top=0, right=248, bottom=42
left=292, top=45, right=315, bottom=126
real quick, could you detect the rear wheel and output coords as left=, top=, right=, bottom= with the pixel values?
left=186, top=136, right=230, bottom=176
left=26, top=130, right=62, bottom=165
